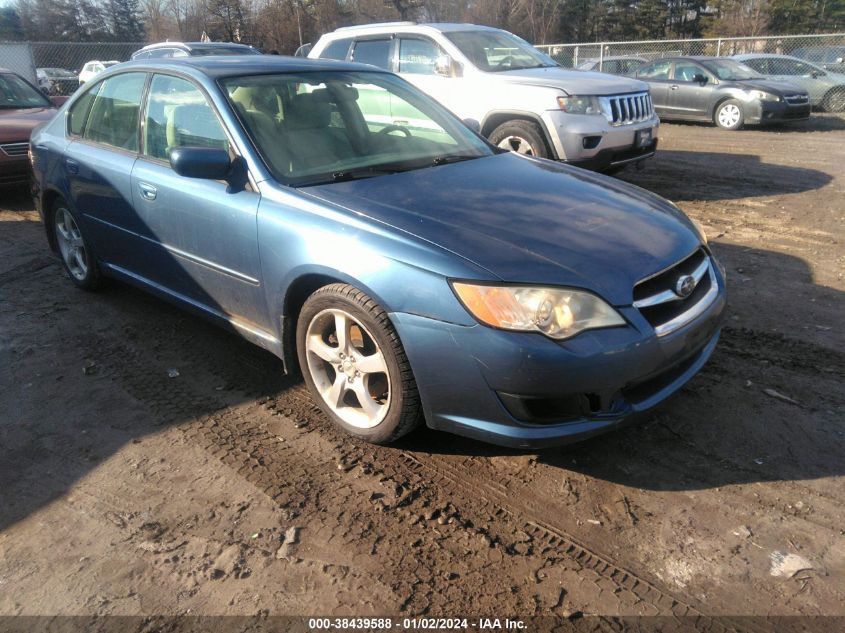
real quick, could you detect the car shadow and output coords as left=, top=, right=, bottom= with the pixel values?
left=618, top=149, right=832, bottom=201
left=0, top=203, right=843, bottom=535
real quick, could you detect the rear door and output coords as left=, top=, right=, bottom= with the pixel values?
left=63, top=71, right=148, bottom=271
left=636, top=60, right=672, bottom=115
left=129, top=73, right=266, bottom=328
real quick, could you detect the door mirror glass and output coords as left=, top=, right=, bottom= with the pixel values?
left=170, top=147, right=231, bottom=180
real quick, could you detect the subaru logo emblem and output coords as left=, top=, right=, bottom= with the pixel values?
left=675, top=275, right=696, bottom=298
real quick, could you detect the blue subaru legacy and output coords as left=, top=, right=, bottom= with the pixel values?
left=30, top=56, right=726, bottom=448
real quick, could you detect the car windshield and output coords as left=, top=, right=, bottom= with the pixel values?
left=222, top=71, right=493, bottom=186
left=701, top=58, right=761, bottom=80
left=444, top=30, right=557, bottom=72
left=0, top=72, right=51, bottom=109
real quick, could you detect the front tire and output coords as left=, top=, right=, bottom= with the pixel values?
left=52, top=200, right=102, bottom=290
left=296, top=284, right=421, bottom=444
left=714, top=99, right=745, bottom=130
left=488, top=120, right=550, bottom=158
left=821, top=88, right=845, bottom=113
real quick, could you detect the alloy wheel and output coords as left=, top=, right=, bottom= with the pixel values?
left=304, top=308, right=391, bottom=429
left=497, top=135, right=536, bottom=155
left=54, top=207, right=89, bottom=281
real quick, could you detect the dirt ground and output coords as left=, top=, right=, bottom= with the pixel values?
left=1, top=115, right=844, bottom=625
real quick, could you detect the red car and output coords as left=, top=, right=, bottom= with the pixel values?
left=1, top=68, right=65, bottom=187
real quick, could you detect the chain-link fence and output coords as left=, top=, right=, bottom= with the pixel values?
left=1, top=41, right=143, bottom=95
left=536, top=33, right=845, bottom=74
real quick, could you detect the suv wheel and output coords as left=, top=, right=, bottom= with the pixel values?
left=52, top=200, right=102, bottom=290
left=714, top=99, right=744, bottom=130
left=489, top=120, right=549, bottom=158
left=296, top=284, right=421, bottom=444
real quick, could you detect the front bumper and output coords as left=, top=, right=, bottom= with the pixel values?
left=746, top=99, right=811, bottom=124
left=541, top=109, right=659, bottom=167
left=392, top=264, right=726, bottom=449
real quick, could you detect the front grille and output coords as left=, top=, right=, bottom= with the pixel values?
left=0, top=142, right=29, bottom=157
left=633, top=248, right=717, bottom=336
left=785, top=94, right=810, bottom=105
left=600, top=92, right=654, bottom=126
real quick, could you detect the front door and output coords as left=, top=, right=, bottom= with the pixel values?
left=130, top=73, right=266, bottom=329
left=637, top=60, right=673, bottom=116
left=669, top=61, right=712, bottom=118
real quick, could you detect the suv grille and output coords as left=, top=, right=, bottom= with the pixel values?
left=0, top=142, right=29, bottom=157
left=600, top=92, right=653, bottom=126
left=633, top=248, right=718, bottom=336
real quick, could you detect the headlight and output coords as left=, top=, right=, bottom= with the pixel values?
left=452, top=283, right=625, bottom=340
left=749, top=90, right=780, bottom=102
left=557, top=95, right=603, bottom=115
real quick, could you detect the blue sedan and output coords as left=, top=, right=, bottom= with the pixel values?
left=30, top=56, right=726, bottom=448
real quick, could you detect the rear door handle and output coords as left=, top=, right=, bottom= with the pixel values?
left=65, top=158, right=79, bottom=174
left=138, top=182, right=157, bottom=201
left=670, top=84, right=679, bottom=90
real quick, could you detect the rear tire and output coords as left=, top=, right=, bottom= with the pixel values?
left=296, top=284, right=421, bottom=444
left=714, top=99, right=745, bottom=130
left=488, top=120, right=550, bottom=158
left=51, top=199, right=102, bottom=290
left=821, top=88, right=845, bottom=113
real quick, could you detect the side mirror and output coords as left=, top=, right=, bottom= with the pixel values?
left=811, top=70, right=820, bottom=78
left=693, top=73, right=707, bottom=84
left=462, top=118, right=481, bottom=134
left=170, top=147, right=232, bottom=180
left=435, top=54, right=458, bottom=77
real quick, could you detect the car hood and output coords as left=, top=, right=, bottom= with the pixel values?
left=494, top=66, right=649, bottom=95
left=0, top=107, right=57, bottom=143
left=301, top=153, right=702, bottom=306
left=729, top=78, right=807, bottom=95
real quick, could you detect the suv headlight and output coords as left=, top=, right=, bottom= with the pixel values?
left=748, top=90, right=780, bottom=102
left=557, top=95, right=603, bottom=115
left=452, top=282, right=625, bottom=340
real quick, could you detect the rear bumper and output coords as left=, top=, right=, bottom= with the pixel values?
left=391, top=264, right=726, bottom=449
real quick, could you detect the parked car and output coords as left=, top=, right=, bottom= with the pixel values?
left=791, top=46, right=845, bottom=73
left=0, top=68, right=61, bottom=187
left=733, top=53, right=845, bottom=112
left=79, top=60, right=120, bottom=84
left=575, top=56, right=647, bottom=76
left=309, top=22, right=659, bottom=172
left=131, top=41, right=261, bottom=60
left=634, top=56, right=811, bottom=130
left=36, top=67, right=79, bottom=96
left=30, top=56, right=725, bottom=447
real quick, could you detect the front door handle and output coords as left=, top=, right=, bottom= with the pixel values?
left=138, top=182, right=157, bottom=201
left=65, top=158, right=79, bottom=174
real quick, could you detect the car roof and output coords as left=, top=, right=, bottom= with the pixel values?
left=115, top=55, right=388, bottom=78
left=138, top=41, right=255, bottom=51
left=329, top=22, right=503, bottom=36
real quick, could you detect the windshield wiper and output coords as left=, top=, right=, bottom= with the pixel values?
left=292, top=166, right=403, bottom=187
left=431, top=154, right=481, bottom=166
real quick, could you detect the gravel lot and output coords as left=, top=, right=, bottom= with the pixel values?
left=1, top=116, right=843, bottom=622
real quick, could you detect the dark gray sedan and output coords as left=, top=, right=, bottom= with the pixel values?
left=635, top=56, right=811, bottom=130
left=734, top=54, right=845, bottom=112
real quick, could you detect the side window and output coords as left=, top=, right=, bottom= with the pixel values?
left=398, top=38, right=443, bottom=74
left=351, top=39, right=391, bottom=70
left=83, top=72, right=146, bottom=151
left=743, top=58, right=768, bottom=74
left=322, top=38, right=352, bottom=61
left=68, top=83, right=99, bottom=136
left=144, top=74, right=229, bottom=162
left=673, top=62, right=703, bottom=82
left=638, top=60, right=671, bottom=80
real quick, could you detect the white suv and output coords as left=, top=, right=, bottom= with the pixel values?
left=309, top=22, right=659, bottom=171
